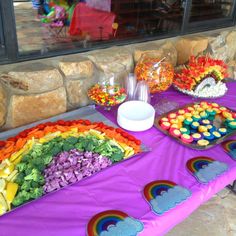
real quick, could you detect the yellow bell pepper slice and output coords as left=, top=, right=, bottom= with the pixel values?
left=6, top=182, right=18, bottom=203
left=0, top=170, right=8, bottom=178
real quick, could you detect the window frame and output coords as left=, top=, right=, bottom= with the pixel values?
left=0, top=0, right=18, bottom=63
left=0, top=0, right=236, bottom=65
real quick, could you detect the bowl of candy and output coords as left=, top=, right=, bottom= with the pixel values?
left=88, top=64, right=128, bottom=109
left=135, top=52, right=174, bottom=94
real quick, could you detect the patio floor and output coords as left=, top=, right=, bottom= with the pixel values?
left=167, top=188, right=236, bottom=236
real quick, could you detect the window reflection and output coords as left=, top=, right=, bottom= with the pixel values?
left=111, top=0, right=184, bottom=37
left=14, top=0, right=184, bottom=55
left=190, top=0, right=234, bottom=22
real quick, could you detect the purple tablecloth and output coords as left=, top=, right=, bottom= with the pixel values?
left=1, top=83, right=236, bottom=236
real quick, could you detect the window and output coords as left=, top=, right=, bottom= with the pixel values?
left=13, top=0, right=185, bottom=57
left=0, top=0, right=235, bottom=64
left=111, top=0, right=184, bottom=37
left=190, top=0, right=235, bottom=22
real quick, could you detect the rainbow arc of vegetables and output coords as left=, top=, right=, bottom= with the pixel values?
left=0, top=119, right=142, bottom=215
left=174, top=56, right=228, bottom=90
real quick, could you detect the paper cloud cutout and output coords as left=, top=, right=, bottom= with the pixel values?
left=99, top=217, right=144, bottom=236
left=194, top=161, right=228, bottom=184
left=148, top=185, right=191, bottom=215
left=229, top=150, right=236, bottom=160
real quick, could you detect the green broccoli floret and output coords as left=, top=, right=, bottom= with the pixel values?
left=75, top=142, right=84, bottom=151
left=30, top=157, right=44, bottom=166
left=21, top=181, right=32, bottom=191
left=66, top=136, right=79, bottom=145
left=110, top=152, right=124, bottom=162
left=42, top=155, right=53, bottom=166
left=31, top=150, right=42, bottom=159
left=30, top=157, right=46, bottom=171
left=24, top=169, right=41, bottom=182
left=24, top=163, right=35, bottom=175
left=37, top=163, right=46, bottom=172
left=30, top=181, right=39, bottom=188
left=21, top=154, right=30, bottom=163
left=30, top=187, right=43, bottom=199
left=37, top=175, right=45, bottom=185
left=12, top=196, right=24, bottom=207
left=50, top=146, right=63, bottom=156
left=14, top=172, right=25, bottom=185
left=62, top=143, right=74, bottom=152
left=12, top=190, right=31, bottom=207
left=16, top=162, right=27, bottom=172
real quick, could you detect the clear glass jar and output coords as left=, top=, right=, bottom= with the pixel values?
left=88, top=63, right=128, bottom=109
left=135, top=52, right=174, bottom=94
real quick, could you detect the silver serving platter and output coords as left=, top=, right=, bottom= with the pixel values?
left=0, top=105, right=149, bottom=217
left=154, top=103, right=236, bottom=150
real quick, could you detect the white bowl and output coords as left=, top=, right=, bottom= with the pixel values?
left=117, top=101, right=155, bottom=132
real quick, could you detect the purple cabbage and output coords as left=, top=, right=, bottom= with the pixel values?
left=43, top=150, right=112, bottom=194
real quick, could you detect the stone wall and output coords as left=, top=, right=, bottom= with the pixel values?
left=0, top=27, right=236, bottom=130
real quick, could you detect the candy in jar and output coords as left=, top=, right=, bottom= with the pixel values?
left=135, top=53, right=174, bottom=94
left=88, top=84, right=127, bottom=107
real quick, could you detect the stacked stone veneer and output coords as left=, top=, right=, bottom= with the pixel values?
left=0, top=28, right=236, bottom=130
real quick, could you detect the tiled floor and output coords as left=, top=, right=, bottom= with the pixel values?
left=14, top=2, right=84, bottom=55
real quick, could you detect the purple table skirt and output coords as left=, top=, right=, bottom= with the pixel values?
left=1, top=83, right=236, bottom=236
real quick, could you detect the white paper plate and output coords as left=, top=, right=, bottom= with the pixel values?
left=117, top=101, right=155, bottom=131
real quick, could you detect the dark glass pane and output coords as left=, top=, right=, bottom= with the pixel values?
left=190, top=0, right=234, bottom=22
left=0, top=4, right=5, bottom=58
left=111, top=0, right=184, bottom=38
left=13, top=0, right=184, bottom=57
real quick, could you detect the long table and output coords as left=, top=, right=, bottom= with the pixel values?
left=1, top=82, right=236, bottom=236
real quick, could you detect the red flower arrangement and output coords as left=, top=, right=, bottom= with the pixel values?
left=174, top=56, right=228, bottom=91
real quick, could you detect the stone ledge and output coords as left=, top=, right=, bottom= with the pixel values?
left=0, top=63, right=64, bottom=94
left=133, top=41, right=177, bottom=66
left=5, top=87, right=67, bottom=129
left=87, top=47, right=134, bottom=73
left=59, top=57, right=95, bottom=79
left=175, top=36, right=209, bottom=65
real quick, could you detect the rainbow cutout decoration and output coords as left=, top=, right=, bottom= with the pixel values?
left=186, top=156, right=228, bottom=184
left=87, top=210, right=144, bottom=236
left=186, top=156, right=214, bottom=174
left=222, top=140, right=236, bottom=160
left=143, top=180, right=176, bottom=201
left=143, top=180, right=191, bottom=215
